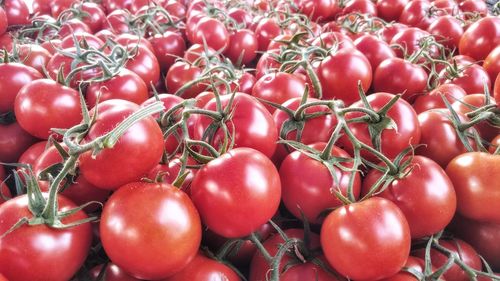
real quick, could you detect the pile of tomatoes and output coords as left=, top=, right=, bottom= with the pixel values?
left=0, top=0, right=499, bottom=280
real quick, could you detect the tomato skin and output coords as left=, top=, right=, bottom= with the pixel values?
left=427, top=15, right=463, bottom=51
left=484, top=46, right=500, bottom=83
left=255, top=17, right=282, bottom=51
left=14, top=79, right=83, bottom=139
left=17, top=141, right=48, bottom=170
left=17, top=44, right=52, bottom=74
left=495, top=73, right=500, bottom=104
left=149, top=31, right=186, bottom=72
left=90, top=263, right=140, bottom=281
left=452, top=94, right=499, bottom=142
left=224, top=29, right=258, bottom=66
left=373, top=58, right=428, bottom=102
left=100, top=182, right=201, bottom=280
left=446, top=152, right=500, bottom=223
left=0, top=7, right=7, bottom=36
left=0, top=63, right=42, bottom=114
left=0, top=122, right=37, bottom=163
left=79, top=2, right=106, bottom=33
left=490, top=135, right=500, bottom=154
left=441, top=64, right=491, bottom=95
left=399, top=0, right=434, bottom=30
left=378, top=257, right=440, bottom=281
left=459, top=17, right=500, bottom=61
left=317, top=48, right=372, bottom=105
left=79, top=100, right=164, bottom=190
left=193, top=93, right=278, bottom=158
left=390, top=27, right=435, bottom=59
left=376, top=0, right=408, bottom=22
left=339, top=92, right=421, bottom=163
left=280, top=142, right=361, bottom=224
left=4, top=0, right=30, bottom=26
left=191, top=148, right=281, bottom=238
left=413, top=84, right=467, bottom=114
left=0, top=166, right=11, bottom=204
left=86, top=69, right=149, bottom=109
left=362, top=156, right=456, bottom=239
left=162, top=253, right=241, bottom=281
left=299, top=0, right=340, bottom=22
left=320, top=197, right=411, bottom=280
left=354, top=34, right=395, bottom=73
left=252, top=72, right=306, bottom=114
left=0, top=194, right=92, bottom=281
left=125, top=45, right=161, bottom=89
left=343, top=0, right=377, bottom=16
left=165, top=61, right=206, bottom=98
left=413, top=239, right=482, bottom=281
left=192, top=17, right=229, bottom=52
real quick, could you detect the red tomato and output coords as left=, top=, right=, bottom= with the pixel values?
left=373, top=58, right=428, bottom=101
left=103, top=10, right=131, bottom=34
left=86, top=69, right=149, bottom=109
left=191, top=148, right=281, bottom=238
left=495, top=73, right=500, bottom=104
left=446, top=152, right=500, bottom=223
left=16, top=44, right=52, bottom=74
left=148, top=31, right=186, bottom=72
left=376, top=0, right=409, bottom=22
left=90, top=263, right=140, bottom=281
left=441, top=64, right=491, bottom=95
left=390, top=27, right=436, bottom=60
left=413, top=84, right=467, bottom=114
left=0, top=122, right=37, bottom=163
left=58, top=19, right=92, bottom=39
left=60, top=32, right=105, bottom=49
left=14, top=79, right=83, bottom=139
left=378, top=256, right=443, bottom=281
left=452, top=94, right=499, bottom=142
left=193, top=93, right=278, bottom=158
left=484, top=45, right=500, bottom=83
left=321, top=197, right=411, bottom=280
left=280, top=142, right=361, bottom=224
left=0, top=7, right=6, bottom=36
left=299, top=0, right=340, bottom=21
left=0, top=166, right=11, bottom=204
left=125, top=45, right=161, bottom=89
left=165, top=61, right=206, bottom=98
left=192, top=17, right=229, bottom=52
left=46, top=47, right=101, bottom=88
left=427, top=15, right=464, bottom=50
left=413, top=239, right=482, bottom=281
left=354, top=34, right=396, bottom=73
left=17, top=141, right=48, bottom=169
left=339, top=92, right=421, bottom=162
left=378, top=23, right=408, bottom=43
left=162, top=253, right=241, bottom=281
left=0, top=62, right=42, bottom=114
left=252, top=72, right=306, bottom=113
left=4, top=0, right=29, bottom=26
left=224, top=29, right=258, bottom=66
left=317, top=48, right=372, bottom=105
left=459, top=0, right=488, bottom=17
left=79, top=2, right=106, bottom=33
left=399, top=0, right=435, bottom=30
left=100, top=182, right=201, bottom=280
left=0, top=194, right=92, bottom=281
left=343, top=0, right=377, bottom=15
left=459, top=17, right=500, bottom=61
left=78, top=100, right=164, bottom=190
left=255, top=17, right=282, bottom=51
left=490, top=134, right=500, bottom=154
left=362, top=156, right=456, bottom=239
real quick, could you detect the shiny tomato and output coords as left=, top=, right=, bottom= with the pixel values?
left=452, top=94, right=499, bottom=142
left=354, top=34, right=396, bottom=73
left=162, top=253, right=241, bottom=281
left=0, top=122, right=37, bottom=163
left=100, top=182, right=201, bottom=280
left=254, top=17, right=282, bottom=51
left=321, top=197, right=411, bottom=280
left=427, top=15, right=463, bottom=50
left=0, top=7, right=7, bottom=36
left=125, top=45, right=161, bottom=89
left=299, top=0, right=340, bottom=22
left=0, top=62, right=42, bottom=114
left=16, top=44, right=52, bottom=74
left=252, top=72, right=306, bottom=113
left=192, top=17, right=229, bottom=52
left=459, top=17, right=500, bottom=61
left=3, top=0, right=30, bottom=25
left=149, top=31, right=186, bottom=72
left=79, top=2, right=106, bottom=33
left=399, top=0, right=435, bottom=30
left=191, top=148, right=281, bottom=238
left=446, top=152, right=500, bottom=223
left=79, top=100, right=164, bottom=190
left=0, top=194, right=92, bottom=281
left=413, top=84, right=467, bottom=114
left=224, top=29, right=258, bottom=66
left=441, top=64, right=491, bottom=95
left=90, top=263, right=140, bottom=281
left=376, top=0, right=408, bottom=21
left=165, top=61, right=206, bottom=98
left=484, top=45, right=500, bottom=82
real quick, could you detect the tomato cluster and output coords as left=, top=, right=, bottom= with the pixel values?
left=0, top=0, right=499, bottom=280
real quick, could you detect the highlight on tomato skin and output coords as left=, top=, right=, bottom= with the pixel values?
left=0, top=0, right=499, bottom=280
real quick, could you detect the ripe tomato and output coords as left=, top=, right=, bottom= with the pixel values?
left=0, top=62, right=42, bottom=114
left=321, top=197, right=411, bottom=280
left=3, top=0, right=30, bottom=26
left=100, top=182, right=201, bottom=280
left=379, top=256, right=446, bottom=281
left=79, top=2, right=106, bottom=33
left=280, top=142, right=361, bottom=224
left=224, top=29, right=258, bottom=66
left=0, top=166, right=11, bottom=204
left=376, top=0, right=408, bottom=22
left=0, top=7, right=7, bottom=36
left=14, top=79, right=83, bottom=139
left=86, top=69, right=149, bottom=109
left=148, top=31, right=186, bottom=72
left=484, top=45, right=500, bottom=83
left=252, top=72, right=306, bottom=113
left=459, top=17, right=500, bottom=61
left=125, top=45, right=161, bottom=89
left=90, top=263, right=140, bottom=281
left=339, top=92, right=421, bottom=162
left=0, top=194, right=92, bottom=281
left=163, top=253, right=241, bottom=281
left=362, top=156, right=456, bottom=239
left=399, top=0, right=435, bottom=30
left=427, top=15, right=464, bottom=50
left=441, top=64, right=491, bottom=95
left=446, top=152, right=500, bottom=223
left=165, top=61, right=206, bottom=98
left=299, top=0, right=340, bottom=22
left=413, top=84, right=467, bottom=114
left=317, top=48, right=372, bottom=105
left=79, top=100, right=164, bottom=190
left=192, top=17, right=229, bottom=52
left=452, top=94, right=499, bottom=142
left=16, top=44, right=52, bottom=74
left=191, top=148, right=281, bottom=238
left=342, top=0, right=377, bottom=16
left=390, top=27, right=435, bottom=59
left=254, top=17, right=282, bottom=51
left=0, top=122, right=37, bottom=163
left=354, top=34, right=395, bottom=73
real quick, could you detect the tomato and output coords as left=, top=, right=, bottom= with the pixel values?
left=16, top=44, right=52, bottom=74
left=125, top=45, right=161, bottom=89
left=165, top=61, right=206, bottom=98
left=163, top=253, right=241, bottom=281
left=376, top=0, right=409, bottom=22
left=4, top=0, right=30, bottom=26
left=459, top=0, right=488, bottom=17
left=17, top=141, right=48, bottom=169
left=90, top=263, right=140, bottom=281
left=311, top=31, right=355, bottom=50
left=100, top=182, right=201, bottom=280
left=448, top=214, right=500, bottom=270
left=378, top=23, right=408, bottom=43
left=0, top=194, right=92, bottom=281
left=252, top=72, right=306, bottom=113
left=362, top=156, right=456, bottom=239
left=86, top=69, right=149, bottom=109
left=317, top=48, right=372, bottom=105
left=441, top=64, right=491, bottom=95
left=46, top=47, right=101, bottom=88
left=14, top=79, right=83, bottom=139
left=228, top=7, right=252, bottom=27
left=427, top=15, right=464, bottom=51
left=50, top=0, right=74, bottom=18
left=78, top=100, right=164, bottom=190
left=103, top=10, right=131, bottom=34
left=484, top=45, right=500, bottom=83
left=0, top=33, right=13, bottom=52
left=321, top=197, right=411, bottom=280
left=399, top=0, right=435, bottom=30
left=339, top=92, right=421, bottom=162
left=183, top=43, right=219, bottom=67
left=452, top=94, right=499, bottom=142
left=280, top=142, right=361, bottom=224
left=192, top=17, right=229, bottom=52
left=373, top=58, right=428, bottom=102
left=0, top=122, right=37, bottom=163
left=60, top=32, right=105, bottom=49
left=413, top=239, right=482, bottom=281
left=164, top=1, right=186, bottom=19
left=58, top=19, right=92, bottom=39
left=255, top=17, right=282, bottom=51
left=390, top=27, right=437, bottom=60
left=250, top=229, right=341, bottom=281
left=0, top=7, right=6, bottom=36
left=79, top=2, right=106, bottom=33
left=224, top=29, right=258, bottom=66
left=354, top=34, right=395, bottom=73
left=490, top=135, right=500, bottom=154
left=0, top=165, right=11, bottom=204
left=446, top=152, right=500, bottom=223
left=299, top=0, right=339, bottom=21
left=495, top=73, right=500, bottom=104
left=149, top=31, right=186, bottom=72
left=191, top=148, right=281, bottom=238
left=33, top=144, right=110, bottom=212
left=459, top=17, right=500, bottom=61
left=0, top=62, right=42, bottom=114
left=343, top=0, right=377, bottom=15
left=413, top=84, right=467, bottom=114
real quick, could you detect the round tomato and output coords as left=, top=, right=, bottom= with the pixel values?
left=484, top=45, right=500, bottom=83
left=191, top=147, right=281, bottom=238
left=163, top=253, right=241, bottom=281
left=148, top=31, right=186, bottom=72
left=354, top=34, right=396, bottom=73
left=0, top=122, right=37, bottom=163
left=90, top=263, right=140, bottom=281
left=427, top=15, right=463, bottom=50
left=413, top=84, right=467, bottom=114
left=100, top=182, right=201, bottom=280
left=459, top=17, right=500, bottom=61
left=376, top=0, right=408, bottom=21
left=252, top=72, right=306, bottom=113
left=224, top=29, right=258, bottom=66
left=16, top=44, right=52, bottom=74
left=125, top=45, right=161, bottom=89
left=165, top=61, right=206, bottom=98
left=0, top=62, right=42, bottom=114
left=4, top=0, right=30, bottom=25
left=192, top=17, right=229, bottom=52
left=321, top=197, right=411, bottom=280
left=452, top=94, right=499, bottom=142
